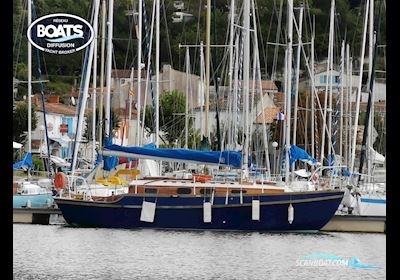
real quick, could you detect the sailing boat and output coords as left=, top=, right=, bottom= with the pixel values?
left=54, top=0, right=343, bottom=231
left=13, top=0, right=55, bottom=209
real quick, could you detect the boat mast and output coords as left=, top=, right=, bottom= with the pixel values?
left=242, top=0, right=251, bottom=176
left=185, top=47, right=190, bottom=148
left=310, top=16, right=315, bottom=159
left=344, top=43, right=350, bottom=166
left=284, top=0, right=294, bottom=182
left=70, top=0, right=100, bottom=191
left=27, top=0, right=32, bottom=167
left=155, top=0, right=160, bottom=148
left=320, top=0, right=334, bottom=165
left=137, top=0, right=142, bottom=146
left=349, top=0, right=369, bottom=178
left=366, top=0, right=374, bottom=184
left=339, top=40, right=345, bottom=161
left=105, top=0, right=114, bottom=139
left=99, top=0, right=106, bottom=148
left=204, top=0, right=211, bottom=143
left=292, top=5, right=303, bottom=147
left=228, top=0, right=235, bottom=150
left=359, top=0, right=383, bottom=185
left=92, top=16, right=98, bottom=164
left=128, top=67, right=133, bottom=145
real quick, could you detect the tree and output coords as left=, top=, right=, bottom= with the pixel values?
left=143, top=90, right=192, bottom=146
left=13, top=101, right=38, bottom=143
left=84, top=107, right=121, bottom=144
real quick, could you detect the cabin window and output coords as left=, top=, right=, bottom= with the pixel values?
left=231, top=189, right=247, bottom=194
left=320, top=75, right=327, bottom=84
left=144, top=188, right=158, bottom=194
left=177, top=188, right=192, bottom=195
left=200, top=189, right=213, bottom=195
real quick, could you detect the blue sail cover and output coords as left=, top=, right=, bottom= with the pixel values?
left=13, top=153, right=33, bottom=170
left=289, top=145, right=317, bottom=166
left=103, top=138, right=119, bottom=171
left=104, top=144, right=242, bottom=168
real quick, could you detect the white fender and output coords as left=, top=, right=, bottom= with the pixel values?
left=252, top=200, right=260, bottom=221
left=288, top=203, right=294, bottom=224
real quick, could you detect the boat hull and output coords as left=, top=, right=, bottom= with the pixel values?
left=54, top=191, right=343, bottom=231
left=13, top=194, right=53, bottom=208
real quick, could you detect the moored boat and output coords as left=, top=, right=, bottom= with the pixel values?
left=54, top=181, right=343, bottom=231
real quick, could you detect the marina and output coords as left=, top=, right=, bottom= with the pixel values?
left=13, top=0, right=386, bottom=278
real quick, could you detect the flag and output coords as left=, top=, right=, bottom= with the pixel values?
left=277, top=112, right=285, bottom=121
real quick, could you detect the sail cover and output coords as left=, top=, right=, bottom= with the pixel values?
left=13, top=152, right=33, bottom=169
left=102, top=144, right=242, bottom=168
left=289, top=145, right=317, bottom=166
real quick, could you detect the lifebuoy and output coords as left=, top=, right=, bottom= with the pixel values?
left=54, top=172, right=67, bottom=189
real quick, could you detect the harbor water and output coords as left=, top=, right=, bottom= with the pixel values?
left=13, top=224, right=385, bottom=279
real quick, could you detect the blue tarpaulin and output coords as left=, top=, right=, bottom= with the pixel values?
left=103, top=138, right=119, bottom=171
left=13, top=153, right=33, bottom=169
left=103, top=144, right=242, bottom=168
left=289, top=145, right=317, bottom=166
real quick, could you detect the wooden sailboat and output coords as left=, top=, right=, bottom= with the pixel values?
left=54, top=0, right=344, bottom=232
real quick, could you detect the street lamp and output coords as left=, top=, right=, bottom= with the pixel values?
left=272, top=141, right=278, bottom=175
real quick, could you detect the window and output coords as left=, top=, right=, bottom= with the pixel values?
left=176, top=188, right=191, bottom=195
left=334, top=76, right=340, bottom=84
left=144, top=188, right=158, bottom=194
left=200, top=189, right=213, bottom=195
left=320, top=75, right=327, bottom=84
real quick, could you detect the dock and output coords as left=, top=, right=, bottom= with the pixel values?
left=13, top=207, right=65, bottom=225
left=321, top=215, right=386, bottom=233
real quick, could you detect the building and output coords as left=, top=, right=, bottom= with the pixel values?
left=30, top=94, right=82, bottom=158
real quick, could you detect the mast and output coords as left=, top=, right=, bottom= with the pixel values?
left=199, top=41, right=205, bottom=138
left=137, top=0, right=142, bottom=146
left=70, top=0, right=100, bottom=190
left=213, top=0, right=221, bottom=151
left=92, top=16, right=98, bottom=163
left=344, top=43, right=350, bottom=166
left=204, top=0, right=211, bottom=142
left=185, top=47, right=189, bottom=148
left=358, top=0, right=382, bottom=185
left=228, top=0, right=235, bottom=150
left=27, top=0, right=32, bottom=158
left=251, top=0, right=271, bottom=176
left=284, top=0, right=293, bottom=181
left=242, top=0, right=251, bottom=175
left=292, top=5, right=303, bottom=147
left=348, top=55, right=353, bottom=167
left=310, top=18, right=315, bottom=159
left=320, top=0, right=334, bottom=165
left=128, top=67, right=133, bottom=145
left=99, top=0, right=106, bottom=148
left=339, top=40, right=345, bottom=161
left=155, top=0, right=160, bottom=147
left=105, top=0, right=114, bottom=139
left=350, top=0, right=369, bottom=177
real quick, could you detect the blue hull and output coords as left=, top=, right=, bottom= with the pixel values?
left=13, top=194, right=53, bottom=208
left=55, top=191, right=343, bottom=231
